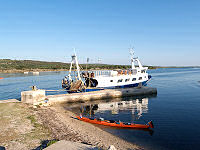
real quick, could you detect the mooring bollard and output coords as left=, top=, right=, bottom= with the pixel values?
left=21, top=89, right=46, bottom=105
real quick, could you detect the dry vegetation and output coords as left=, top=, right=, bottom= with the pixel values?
left=0, top=103, right=51, bottom=150
left=0, top=59, right=156, bottom=73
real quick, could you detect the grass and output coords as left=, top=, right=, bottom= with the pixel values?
left=27, top=115, right=37, bottom=124
left=46, top=139, right=59, bottom=147
left=27, top=115, right=43, bottom=128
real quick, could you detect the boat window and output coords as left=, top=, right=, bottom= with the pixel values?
left=132, top=78, right=136, bottom=81
left=141, top=70, right=146, bottom=73
left=139, top=77, right=142, bottom=80
left=118, top=102, right=123, bottom=105
left=110, top=80, right=113, bottom=82
left=125, top=79, right=130, bottom=82
left=117, top=79, right=123, bottom=83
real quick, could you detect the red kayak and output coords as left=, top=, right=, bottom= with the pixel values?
left=0, top=77, right=3, bottom=79
left=76, top=116, right=154, bottom=129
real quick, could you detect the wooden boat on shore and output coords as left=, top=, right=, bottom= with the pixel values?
left=76, top=116, right=154, bottom=129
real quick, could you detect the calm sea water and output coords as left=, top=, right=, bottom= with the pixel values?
left=99, top=67, right=200, bottom=150
left=0, top=71, right=68, bottom=100
left=1, top=68, right=200, bottom=150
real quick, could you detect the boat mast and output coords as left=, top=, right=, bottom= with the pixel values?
left=68, top=57, right=73, bottom=82
left=130, top=47, right=135, bottom=69
left=135, top=58, right=143, bottom=69
left=73, top=48, right=81, bottom=80
left=68, top=48, right=81, bottom=81
left=130, top=47, right=144, bottom=69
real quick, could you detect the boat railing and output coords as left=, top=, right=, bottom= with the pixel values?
left=91, top=70, right=139, bottom=77
left=83, top=69, right=140, bottom=77
left=94, top=70, right=112, bottom=77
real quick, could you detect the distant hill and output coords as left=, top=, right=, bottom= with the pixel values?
left=0, top=59, right=70, bottom=70
left=0, top=59, right=156, bottom=73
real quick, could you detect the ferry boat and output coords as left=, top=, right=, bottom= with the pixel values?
left=89, top=49, right=151, bottom=88
left=62, top=48, right=151, bottom=92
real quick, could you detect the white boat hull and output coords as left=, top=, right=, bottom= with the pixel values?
left=94, top=73, right=151, bottom=88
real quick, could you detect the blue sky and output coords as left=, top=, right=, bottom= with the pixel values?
left=0, top=0, right=199, bottom=66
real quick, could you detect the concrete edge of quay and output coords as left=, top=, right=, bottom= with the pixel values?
left=20, top=86, right=157, bottom=106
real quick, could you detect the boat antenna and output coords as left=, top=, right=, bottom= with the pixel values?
left=130, top=47, right=134, bottom=57
left=73, top=47, right=77, bottom=56
left=86, top=57, right=89, bottom=71
left=130, top=46, right=135, bottom=69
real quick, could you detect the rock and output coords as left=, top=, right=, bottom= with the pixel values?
left=108, top=145, right=117, bottom=150
left=43, top=140, right=98, bottom=150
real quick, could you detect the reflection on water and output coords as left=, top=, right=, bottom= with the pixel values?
left=64, top=96, right=155, bottom=136
left=65, top=95, right=155, bottom=124
left=94, top=98, right=148, bottom=118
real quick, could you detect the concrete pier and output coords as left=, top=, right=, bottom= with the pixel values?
left=21, top=87, right=157, bottom=106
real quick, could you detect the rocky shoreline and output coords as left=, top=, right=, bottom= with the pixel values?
left=36, top=105, right=141, bottom=150
left=0, top=102, right=141, bottom=150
